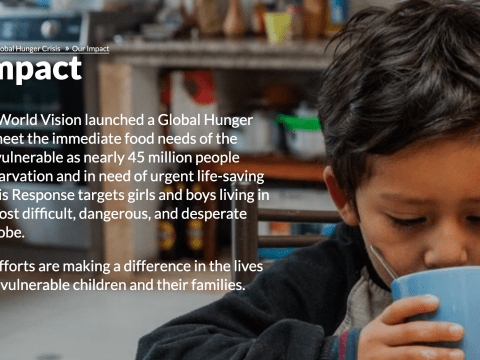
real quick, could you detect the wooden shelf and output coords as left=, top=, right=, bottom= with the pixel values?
left=99, top=39, right=337, bottom=276
left=106, top=38, right=339, bottom=70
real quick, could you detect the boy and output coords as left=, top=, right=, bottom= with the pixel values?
left=136, top=0, right=480, bottom=358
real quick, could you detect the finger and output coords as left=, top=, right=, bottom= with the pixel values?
left=384, top=321, right=464, bottom=346
left=388, top=345, right=464, bottom=360
left=381, top=295, right=439, bottom=325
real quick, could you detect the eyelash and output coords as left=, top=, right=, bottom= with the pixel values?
left=389, top=216, right=426, bottom=228
left=390, top=216, right=480, bottom=228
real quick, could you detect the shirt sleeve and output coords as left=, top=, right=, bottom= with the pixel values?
left=136, top=233, right=363, bottom=360
left=320, top=329, right=362, bottom=360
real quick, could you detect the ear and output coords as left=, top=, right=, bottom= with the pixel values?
left=323, top=166, right=360, bottom=226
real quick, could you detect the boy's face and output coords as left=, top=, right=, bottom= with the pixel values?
left=325, top=138, right=480, bottom=286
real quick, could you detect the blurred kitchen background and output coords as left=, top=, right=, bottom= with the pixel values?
left=0, top=0, right=396, bottom=359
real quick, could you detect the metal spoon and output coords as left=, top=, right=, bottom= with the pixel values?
left=369, top=245, right=399, bottom=280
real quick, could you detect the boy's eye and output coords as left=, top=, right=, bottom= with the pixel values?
left=389, top=216, right=426, bottom=227
left=467, top=216, right=480, bottom=223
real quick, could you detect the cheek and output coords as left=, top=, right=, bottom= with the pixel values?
left=359, top=215, right=394, bottom=247
left=359, top=219, right=426, bottom=275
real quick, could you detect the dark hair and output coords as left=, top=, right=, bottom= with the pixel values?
left=318, top=0, right=480, bottom=202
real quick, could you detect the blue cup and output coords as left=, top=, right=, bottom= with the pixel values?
left=391, top=267, right=480, bottom=359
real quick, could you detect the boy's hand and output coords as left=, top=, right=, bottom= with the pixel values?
left=358, top=295, right=465, bottom=360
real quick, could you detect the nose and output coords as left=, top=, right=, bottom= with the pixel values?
left=424, top=221, right=468, bottom=269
